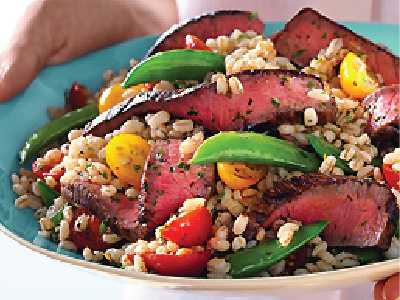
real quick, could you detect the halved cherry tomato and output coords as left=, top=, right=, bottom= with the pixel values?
left=185, top=34, right=212, bottom=52
left=32, top=160, right=53, bottom=179
left=382, top=163, right=400, bottom=190
left=340, top=52, right=378, bottom=99
left=69, top=208, right=109, bottom=251
left=136, top=250, right=211, bottom=276
left=68, top=82, right=90, bottom=110
left=98, top=82, right=155, bottom=114
left=43, top=168, right=65, bottom=192
left=217, top=162, right=266, bottom=190
left=105, top=134, right=151, bottom=188
left=160, top=206, right=212, bottom=247
left=374, top=273, right=400, bottom=300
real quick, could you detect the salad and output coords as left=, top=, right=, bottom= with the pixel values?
left=11, top=8, right=399, bottom=279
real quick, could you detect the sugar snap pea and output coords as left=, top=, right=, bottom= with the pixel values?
left=329, top=247, right=383, bottom=264
left=307, top=134, right=355, bottom=174
left=121, top=49, right=225, bottom=88
left=19, top=104, right=99, bottom=164
left=225, top=220, right=329, bottom=278
left=190, top=132, right=321, bottom=173
left=37, top=179, right=61, bottom=208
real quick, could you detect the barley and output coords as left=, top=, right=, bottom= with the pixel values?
left=13, top=184, right=26, bottom=196
left=152, top=80, right=174, bottom=92
left=277, top=223, right=299, bottom=246
left=307, top=89, right=330, bottom=102
left=103, top=233, right=121, bottom=244
left=58, top=240, right=77, bottom=251
left=232, top=236, right=247, bottom=251
left=125, top=188, right=140, bottom=198
left=59, top=220, right=70, bottom=241
left=216, top=76, right=228, bottom=94
left=304, top=108, right=318, bottom=126
left=39, top=217, right=53, bottom=231
left=228, top=77, right=243, bottom=94
left=207, top=258, right=231, bottom=275
left=101, top=185, right=117, bottom=197
left=233, top=214, right=248, bottom=235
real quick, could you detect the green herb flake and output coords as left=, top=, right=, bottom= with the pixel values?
left=249, top=11, right=259, bottom=19
left=307, top=81, right=316, bottom=89
left=346, top=195, right=354, bottom=202
left=346, top=116, right=353, bottom=123
left=111, top=195, right=120, bottom=202
left=102, top=171, right=108, bottom=179
left=187, top=106, right=198, bottom=116
left=292, top=49, right=306, bottom=59
left=233, top=112, right=246, bottom=121
left=322, top=32, right=327, bottom=39
left=317, top=24, right=321, bottom=30
left=238, top=33, right=246, bottom=40
left=85, top=163, right=92, bottom=171
left=169, top=166, right=175, bottom=173
left=197, top=171, right=204, bottom=178
left=156, top=151, right=165, bottom=159
left=271, top=97, right=281, bottom=108
left=156, top=190, right=164, bottom=196
left=134, top=165, right=141, bottom=171
left=361, top=220, right=367, bottom=226
left=99, top=221, right=107, bottom=234
left=374, top=115, right=381, bottom=121
left=226, top=91, right=232, bottom=98
left=246, top=110, right=252, bottom=115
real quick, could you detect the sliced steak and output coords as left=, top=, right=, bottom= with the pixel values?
left=61, top=182, right=144, bottom=241
left=363, top=85, right=399, bottom=133
left=271, top=8, right=400, bottom=86
left=249, top=174, right=398, bottom=249
left=61, top=139, right=215, bottom=241
left=84, top=69, right=335, bottom=137
left=145, top=10, right=264, bottom=59
left=138, top=139, right=215, bottom=231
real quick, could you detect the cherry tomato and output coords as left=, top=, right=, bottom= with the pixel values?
left=382, top=163, right=400, bottom=190
left=43, top=168, right=65, bottom=192
left=68, top=82, right=90, bottom=110
left=160, top=206, right=212, bottom=247
left=32, top=160, right=53, bottom=179
left=340, top=52, right=378, bottom=99
left=185, top=34, right=212, bottom=52
left=69, top=208, right=109, bottom=251
left=374, top=273, right=400, bottom=300
left=98, top=82, right=155, bottom=114
left=217, top=162, right=266, bottom=190
left=105, top=134, right=151, bottom=188
left=137, top=250, right=211, bottom=276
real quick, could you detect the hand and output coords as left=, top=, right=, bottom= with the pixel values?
left=0, top=0, right=178, bottom=102
left=374, top=273, right=399, bottom=300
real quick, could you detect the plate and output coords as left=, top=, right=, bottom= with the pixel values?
left=0, top=22, right=399, bottom=295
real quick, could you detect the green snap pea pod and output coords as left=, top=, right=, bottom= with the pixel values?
left=329, top=247, right=383, bottom=264
left=307, top=134, right=355, bottom=175
left=19, top=104, right=99, bottom=164
left=190, top=132, right=321, bottom=173
left=50, top=203, right=76, bottom=226
left=121, top=49, right=225, bottom=88
left=37, top=179, right=61, bottom=208
left=225, top=220, right=329, bottom=278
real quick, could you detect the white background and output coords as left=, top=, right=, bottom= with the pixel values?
left=0, top=1, right=397, bottom=299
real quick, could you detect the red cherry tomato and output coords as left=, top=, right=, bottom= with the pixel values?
left=185, top=34, right=212, bottom=51
left=160, top=206, right=212, bottom=247
left=374, top=273, right=400, bottom=300
left=43, top=168, right=65, bottom=192
left=69, top=208, right=109, bottom=251
left=32, top=160, right=53, bottom=179
left=137, top=250, right=211, bottom=277
left=68, top=82, right=90, bottom=110
left=382, top=163, right=400, bottom=190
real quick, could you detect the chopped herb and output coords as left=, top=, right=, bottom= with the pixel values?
left=248, top=98, right=253, bottom=106
left=152, top=199, right=156, bottom=206
left=238, top=33, right=246, bottom=40
left=249, top=11, right=259, bottom=19
left=85, top=163, right=92, bottom=171
left=226, top=91, right=232, bottom=98
left=212, top=117, right=215, bottom=122
left=326, top=206, right=330, bottom=210
left=312, top=21, right=316, bottom=25
left=306, top=35, right=310, bottom=39
left=318, top=102, right=326, bottom=108
left=361, top=220, right=367, bottom=226
left=307, top=81, right=316, bottom=88
left=156, top=190, right=164, bottom=196
left=133, top=165, right=141, bottom=171
left=296, top=35, right=302, bottom=39
left=394, top=108, right=399, bottom=112
left=317, top=24, right=321, bottom=30
left=150, top=165, right=161, bottom=171
left=292, top=49, right=306, bottom=59
left=346, top=195, right=354, bottom=202
left=111, top=195, right=120, bottom=202
left=282, top=77, right=291, bottom=84
left=246, top=110, right=252, bottom=115
left=346, top=116, right=353, bottom=123
left=341, top=236, right=347, bottom=243
left=187, top=106, right=198, bottom=116
left=322, top=32, right=327, bottom=39
left=374, top=115, right=381, bottom=121
left=197, top=171, right=204, bottom=178
left=233, top=112, right=246, bottom=121
left=77, top=171, right=83, bottom=176
left=37, top=163, right=42, bottom=170
left=169, top=166, right=175, bottom=173
left=88, top=146, right=95, bottom=151
left=99, top=221, right=107, bottom=234
left=102, top=171, right=108, bottom=179
left=271, top=97, right=281, bottom=108
left=156, top=151, right=165, bottom=159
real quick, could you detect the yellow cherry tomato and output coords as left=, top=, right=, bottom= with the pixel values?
left=98, top=82, right=154, bottom=114
left=105, top=134, right=151, bottom=188
left=217, top=162, right=266, bottom=190
left=340, top=52, right=378, bottom=99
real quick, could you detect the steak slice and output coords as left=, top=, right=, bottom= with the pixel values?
left=138, top=139, right=215, bottom=231
left=249, top=174, right=398, bottom=249
left=84, top=69, right=335, bottom=137
left=144, top=10, right=264, bottom=59
left=61, top=182, right=144, bottom=241
left=271, top=8, right=400, bottom=86
left=61, top=139, right=214, bottom=241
